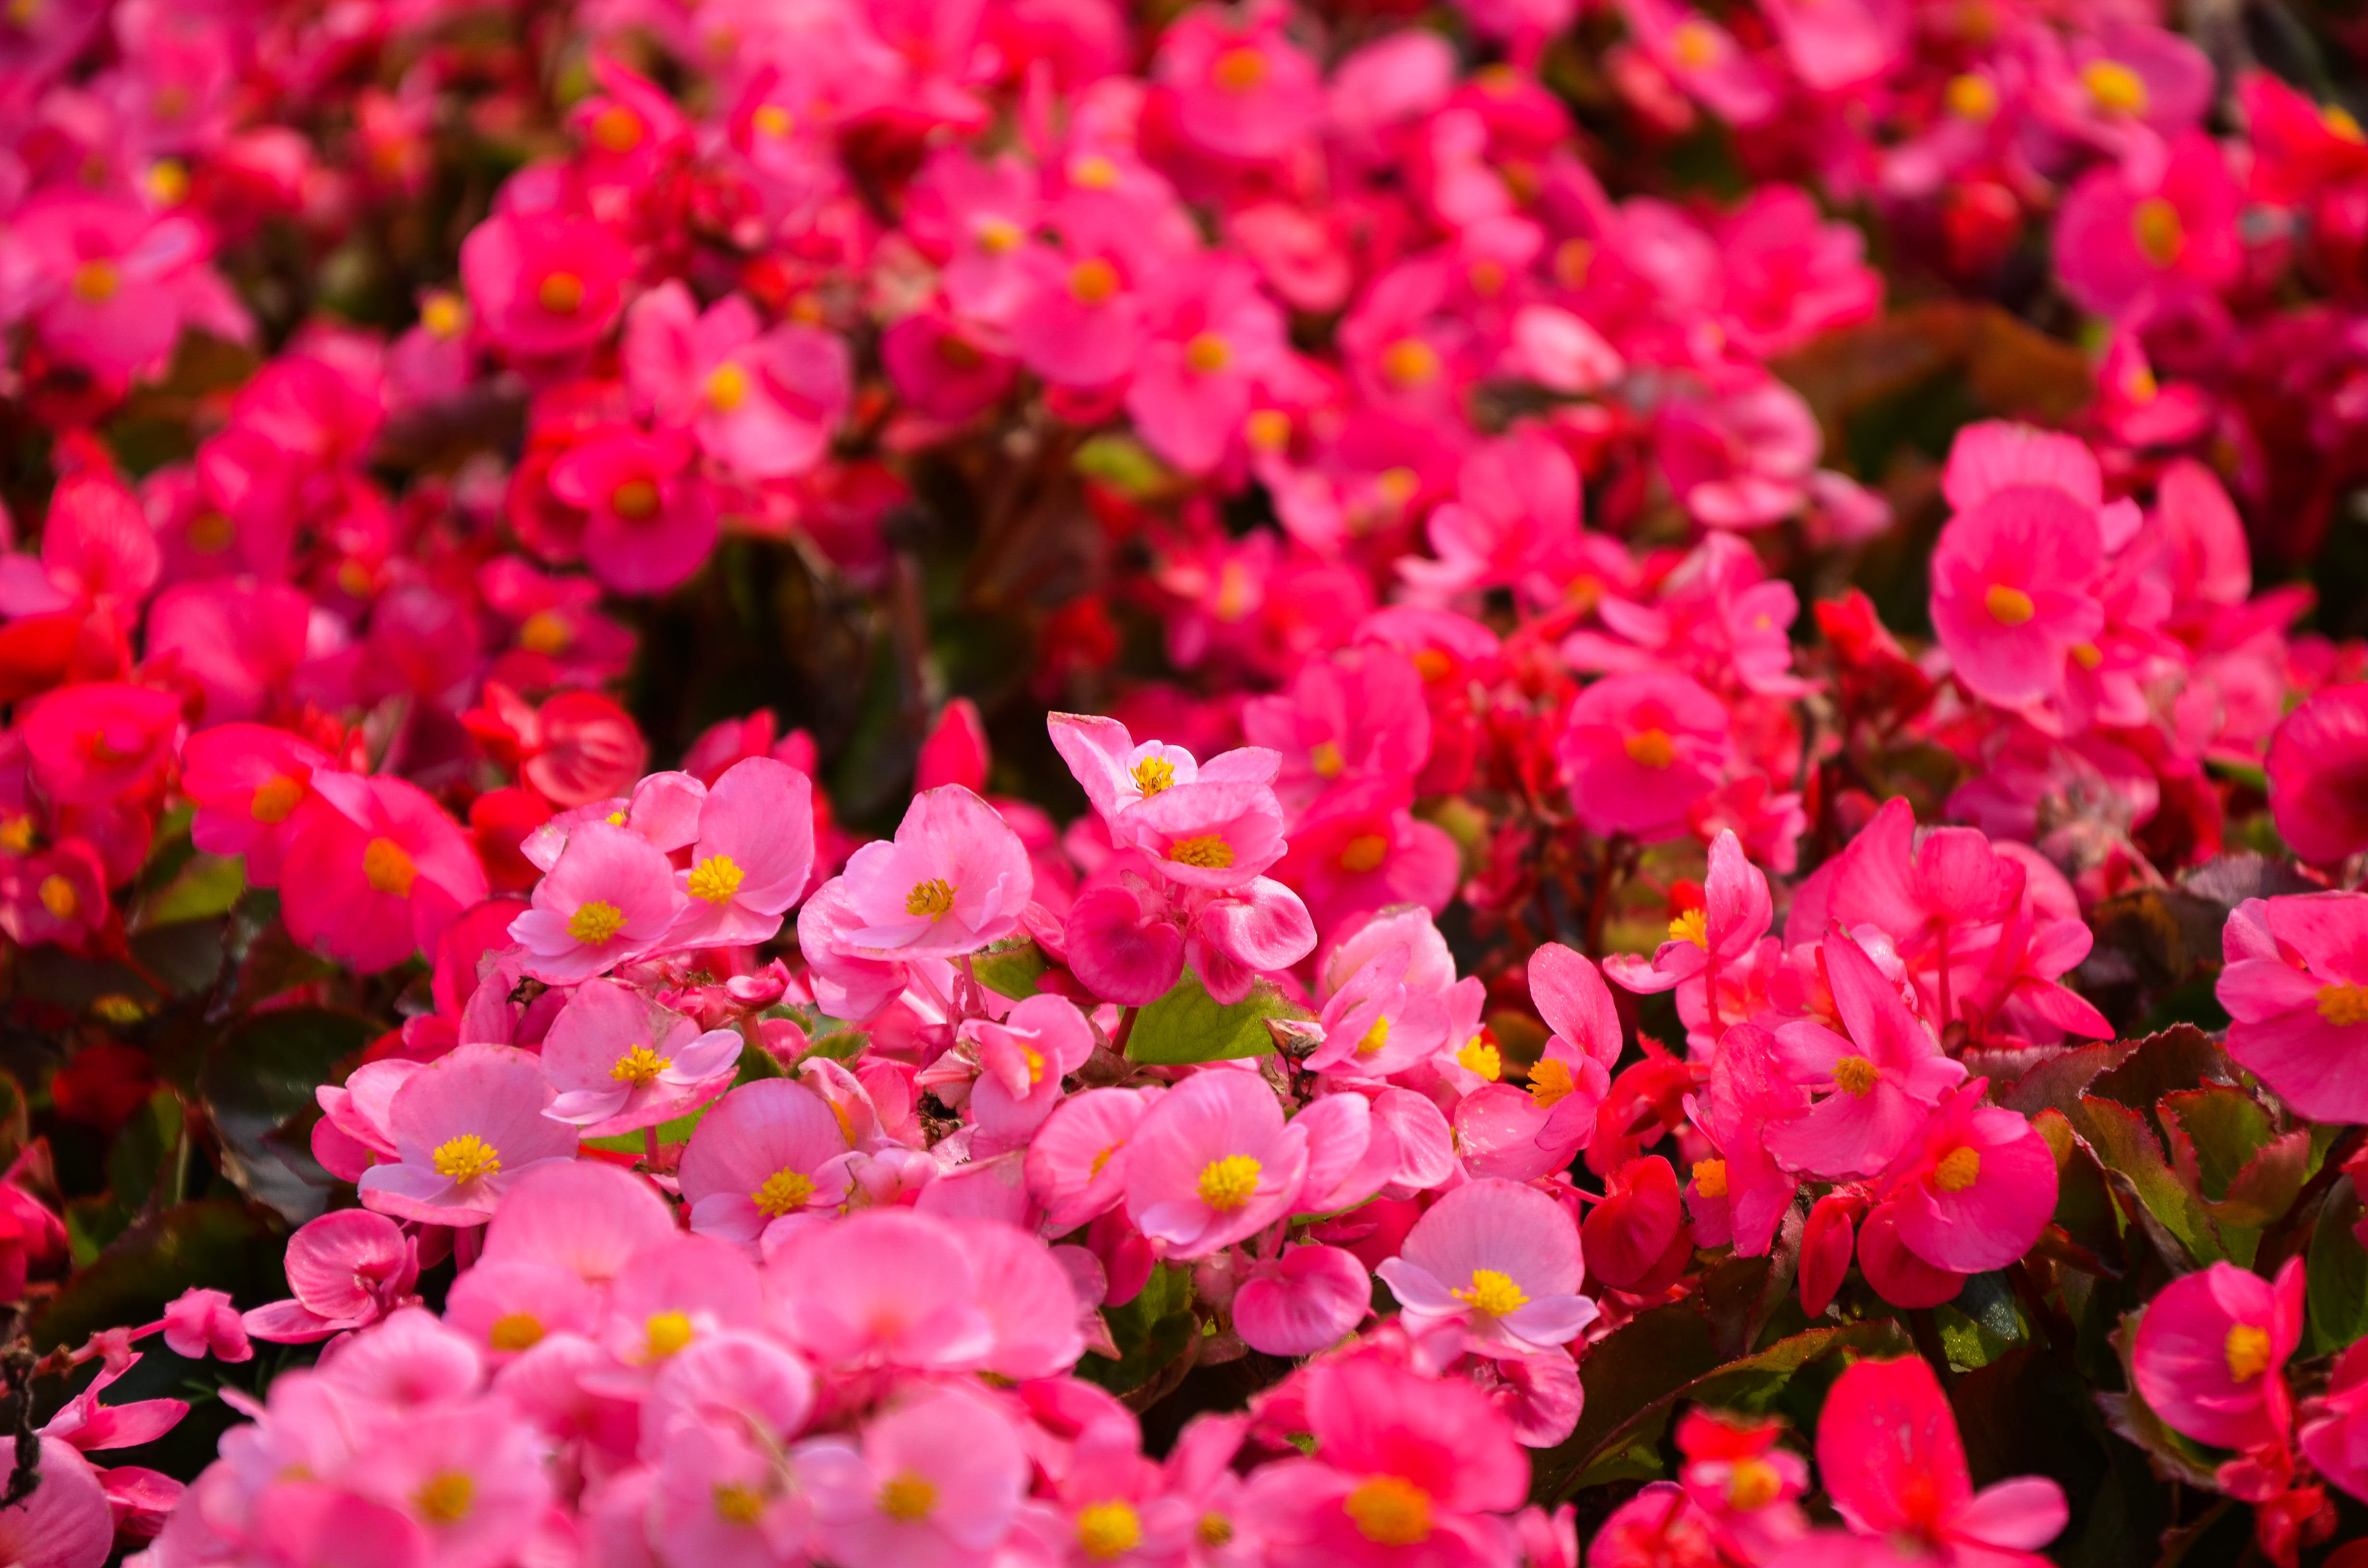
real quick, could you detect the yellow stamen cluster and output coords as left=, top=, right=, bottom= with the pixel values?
left=416, top=1472, right=475, bottom=1524
left=878, top=1472, right=938, bottom=1521
left=1196, top=1155, right=1262, bottom=1213
left=432, top=1134, right=500, bottom=1185
left=1453, top=1268, right=1529, bottom=1318
left=688, top=854, right=745, bottom=905
left=1169, top=834, right=1235, bottom=869
left=753, top=1168, right=815, bottom=1218
left=2225, top=1323, right=2273, bottom=1382
left=1985, top=584, right=2035, bottom=625
left=1344, top=1476, right=1433, bottom=1546
left=2317, top=983, right=2368, bottom=1027
left=1934, top=1146, right=1983, bottom=1193
left=1693, top=1159, right=1729, bottom=1199
left=906, top=878, right=958, bottom=919
left=1830, top=1055, right=1880, bottom=1097
left=1132, top=756, right=1176, bottom=796
left=1669, top=908, right=1710, bottom=949
left=1340, top=834, right=1388, bottom=874
left=1077, top=1501, right=1144, bottom=1558
left=644, top=1311, right=695, bottom=1360
left=488, top=1313, right=545, bottom=1351
left=364, top=837, right=418, bottom=897
left=609, top=1045, right=671, bottom=1086
left=1624, top=728, right=1677, bottom=768
left=1458, top=1035, right=1502, bottom=1080
left=568, top=899, right=628, bottom=945
left=1529, top=1056, right=1575, bottom=1110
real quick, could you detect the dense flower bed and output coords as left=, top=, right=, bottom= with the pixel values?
left=5, top=0, right=2368, bottom=1565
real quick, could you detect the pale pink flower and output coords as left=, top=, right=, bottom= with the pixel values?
left=678, top=1078, right=857, bottom=1245
left=538, top=978, right=741, bottom=1137
left=829, top=784, right=1033, bottom=956
left=1377, top=1178, right=1596, bottom=1357
left=357, top=1046, right=578, bottom=1227
left=797, top=1385, right=1031, bottom=1568
left=1123, top=1070, right=1308, bottom=1258
left=510, top=820, right=683, bottom=984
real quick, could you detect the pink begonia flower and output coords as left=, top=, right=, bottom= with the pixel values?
left=160, top=1286, right=251, bottom=1362
left=510, top=819, right=682, bottom=984
left=1234, top=1243, right=1374, bottom=1358
left=1655, top=379, right=1821, bottom=530
left=1686, top=1024, right=1806, bottom=1257
left=1555, top=671, right=1729, bottom=841
left=1005, top=184, right=1185, bottom=390
left=1305, top=914, right=1475, bottom=1078
left=241, top=1209, right=420, bottom=1344
left=621, top=282, right=851, bottom=478
left=40, top=1354, right=188, bottom=1453
left=1455, top=943, right=1620, bottom=1180
left=2054, top=131, right=2242, bottom=323
left=458, top=208, right=632, bottom=360
left=644, top=1420, right=810, bottom=1568
left=537, top=978, right=741, bottom=1136
left=1244, top=1355, right=1527, bottom=1565
left=1154, top=2, right=1324, bottom=162
left=1711, top=187, right=1885, bottom=358
left=2133, top=1258, right=2306, bottom=1452
left=21, top=682, right=182, bottom=805
left=664, top=756, right=815, bottom=948
left=1242, top=649, right=1432, bottom=821
left=1622, top=0, right=1776, bottom=123
left=1828, top=798, right=2023, bottom=967
left=1768, top=1357, right=2066, bottom=1568
left=1876, top=1080, right=2056, bottom=1274
left=1127, top=257, right=1288, bottom=476
left=881, top=306, right=1018, bottom=425
left=1590, top=1482, right=1720, bottom=1568
left=771, top=1207, right=997, bottom=1369
left=1124, top=1069, right=1309, bottom=1258
left=1605, top=828, right=1771, bottom=1035
left=828, top=784, right=1033, bottom=956
left=1, top=193, right=245, bottom=380
left=1027, top=1086, right=1156, bottom=1230
left=0, top=839, right=111, bottom=951
left=1275, top=783, right=1461, bottom=936
left=1675, top=1409, right=1810, bottom=1561
left=1767, top=928, right=1968, bottom=1179
left=1928, top=470, right=2106, bottom=711
left=678, top=1078, right=857, bottom=1245
left=0, top=467, right=157, bottom=622
left=947, top=1218, right=1094, bottom=1380
left=2218, top=892, right=2368, bottom=1124
left=281, top=773, right=490, bottom=974
left=0, top=1436, right=113, bottom=1568
left=797, top=1384, right=1030, bottom=1568
left=357, top=1045, right=578, bottom=1227
left=547, top=426, right=719, bottom=595
left=1377, top=1178, right=1596, bottom=1356
left=342, top=1395, right=553, bottom=1568
left=1399, top=428, right=1583, bottom=601
left=478, top=1158, right=678, bottom=1284
left=439, top=1257, right=603, bottom=1362
left=2265, top=685, right=2368, bottom=865
left=967, top=992, right=1098, bottom=1149
left=1756, top=0, right=1901, bottom=93
left=1585, top=1155, right=1690, bottom=1293
left=146, top=578, right=310, bottom=725
left=594, top=1232, right=767, bottom=1378
left=2301, top=1340, right=2368, bottom=1504
left=903, top=147, right=1041, bottom=323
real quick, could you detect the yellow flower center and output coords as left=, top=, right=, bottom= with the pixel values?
left=1669, top=908, right=1709, bottom=948
left=538, top=271, right=584, bottom=314
left=713, top=1481, right=765, bottom=1525
left=250, top=774, right=304, bottom=823
left=1199, top=1512, right=1234, bottom=1546
left=752, top=103, right=794, bottom=139
left=2328, top=105, right=2366, bottom=143
left=2317, top=983, right=2368, bottom=1026
left=1727, top=1457, right=1784, bottom=1511
left=1078, top=1501, right=1143, bottom=1558
left=518, top=610, right=571, bottom=654
left=363, top=837, right=418, bottom=897
left=1625, top=728, right=1677, bottom=768
left=37, top=875, right=76, bottom=919
left=610, top=1045, right=671, bottom=1086
left=1168, top=834, right=1235, bottom=869
left=1529, top=1056, right=1575, bottom=1110
left=421, top=292, right=465, bottom=339
left=432, top=1134, right=501, bottom=1184
left=1196, top=1154, right=1262, bottom=1213
left=687, top=854, right=745, bottom=905
left=1309, top=741, right=1345, bottom=778
left=487, top=1313, right=544, bottom=1351
left=975, top=215, right=1023, bottom=254
left=644, top=1310, right=695, bottom=1360
left=591, top=104, right=643, bottom=153
left=1184, top=332, right=1231, bottom=374
left=1694, top=1158, right=1729, bottom=1199
left=906, top=878, right=958, bottom=919
left=567, top=900, right=628, bottom=945
left=1985, top=583, right=2035, bottom=625
left=1340, top=834, right=1388, bottom=874
left=1457, top=1035, right=1502, bottom=1081
left=1453, top=1269, right=1529, bottom=1317
left=1671, top=19, right=1721, bottom=69
left=2133, top=196, right=2185, bottom=267
left=2072, top=641, right=2104, bottom=670
left=1381, top=337, right=1440, bottom=388
left=1071, top=154, right=1121, bottom=190
left=1831, top=1055, right=1879, bottom=1097
left=415, top=1472, right=474, bottom=1524
left=1946, top=74, right=1998, bottom=120
left=2225, top=1323, right=2273, bottom=1382
left=753, top=1167, right=815, bottom=1218
left=2082, top=60, right=2147, bottom=116
left=0, top=817, right=29, bottom=855
left=1344, top=1476, right=1433, bottom=1546
left=1090, top=1142, right=1122, bottom=1177
left=1246, top=408, right=1292, bottom=451
left=611, top=478, right=661, bottom=521
left=1132, top=756, right=1175, bottom=796
left=72, top=259, right=119, bottom=303
left=1069, top=257, right=1121, bottom=305
left=705, top=362, right=750, bottom=412
left=1934, top=1146, right=1982, bottom=1193
left=878, top=1471, right=937, bottom=1521
left=1357, top=1015, right=1392, bottom=1057
left=1211, top=44, right=1268, bottom=92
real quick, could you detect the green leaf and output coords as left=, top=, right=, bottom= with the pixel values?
left=2307, top=1177, right=2368, bottom=1354
left=33, top=1200, right=279, bottom=1351
left=136, top=853, right=247, bottom=929
left=106, top=1089, right=185, bottom=1211
left=2160, top=1086, right=2275, bottom=1201
left=1125, top=971, right=1310, bottom=1066
left=2069, top=1094, right=2222, bottom=1266
left=200, top=1008, right=375, bottom=1224
left=971, top=934, right=1050, bottom=1001
left=1078, top=1263, right=1197, bottom=1401
left=1998, top=1040, right=2137, bottom=1120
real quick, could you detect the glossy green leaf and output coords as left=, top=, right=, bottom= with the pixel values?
left=2307, top=1177, right=2368, bottom=1354
left=1125, top=971, right=1310, bottom=1066
left=971, top=934, right=1050, bottom=1001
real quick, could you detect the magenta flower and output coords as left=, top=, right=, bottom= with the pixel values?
left=2218, top=892, right=2368, bottom=1125
left=797, top=1385, right=1030, bottom=1568
left=2, top=192, right=237, bottom=379
left=1153, top=3, right=1324, bottom=162
left=547, top=427, right=718, bottom=595
left=663, top=756, right=815, bottom=949
left=1378, top=1178, right=1595, bottom=1356
left=281, top=773, right=490, bottom=973
left=831, top=784, right=1032, bottom=956
left=2054, top=131, right=2242, bottom=323
left=1399, top=428, right=1583, bottom=600
left=1656, top=379, right=1821, bottom=531
left=1026, top=1086, right=1155, bottom=1231
left=21, top=682, right=182, bottom=806
left=1780, top=1357, right=2066, bottom=1568
left=458, top=208, right=632, bottom=360
left=1127, top=257, right=1288, bottom=475
left=2301, top=1341, right=2368, bottom=1505
left=1767, top=928, right=1967, bottom=1179
left=1604, top=829, right=1771, bottom=1036
left=1876, top=1080, right=2056, bottom=1274
left=538, top=978, right=740, bottom=1137
left=2266, top=685, right=2368, bottom=866
left=1274, top=782, right=1460, bottom=936
left=2133, top=1259, right=2305, bottom=1452
left=357, top=1045, right=579, bottom=1227
left=509, top=819, right=682, bottom=984
left=1929, top=465, right=2106, bottom=709
left=1686, top=1024, right=1806, bottom=1258
left=966, top=992, right=1098, bottom=1148
left=1555, top=671, right=1728, bottom=841
left=771, top=1208, right=996, bottom=1370
left=1235, top=1243, right=1374, bottom=1358
left=478, top=1158, right=678, bottom=1284
left=1124, top=1070, right=1309, bottom=1258
left=240, top=1210, right=420, bottom=1344
left=622, top=282, right=851, bottom=479
left=0, top=1437, right=111, bottom=1568
left=678, top=1078, right=857, bottom=1244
